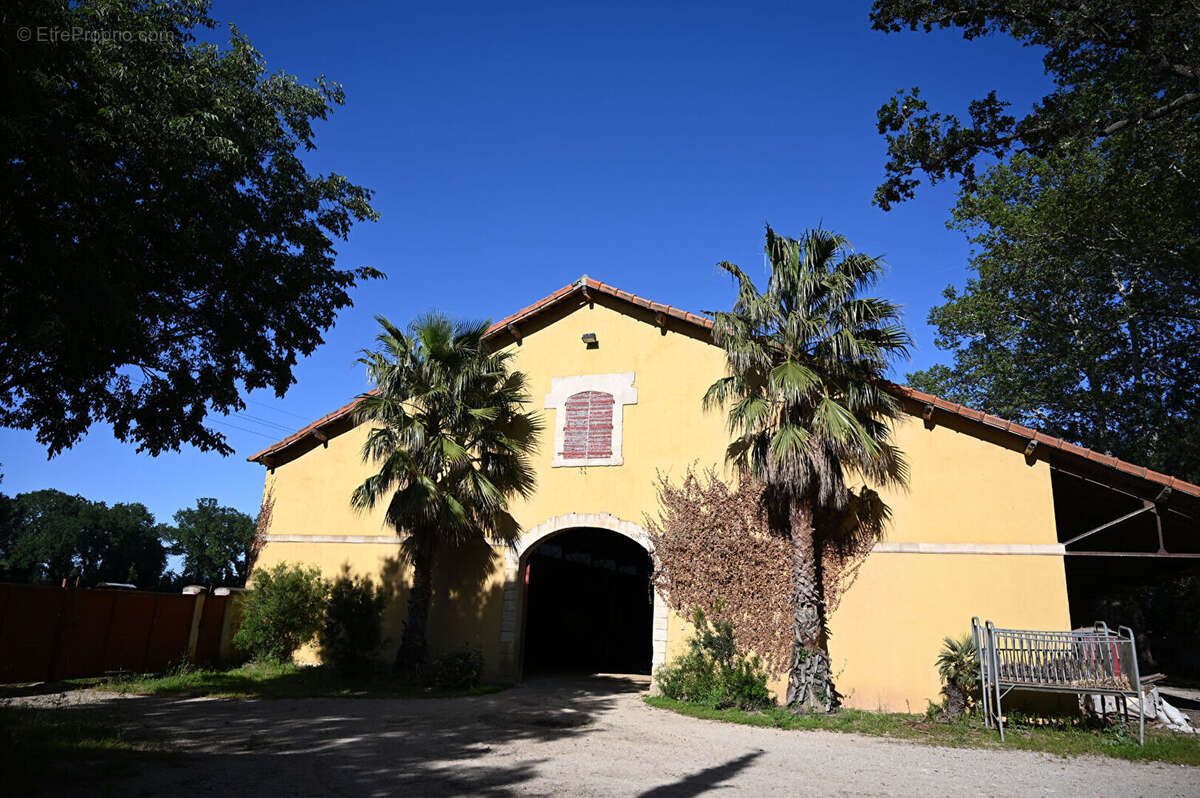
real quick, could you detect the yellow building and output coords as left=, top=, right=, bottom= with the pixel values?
left=248, top=277, right=1200, bottom=711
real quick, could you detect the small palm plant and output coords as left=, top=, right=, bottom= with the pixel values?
left=936, top=634, right=980, bottom=719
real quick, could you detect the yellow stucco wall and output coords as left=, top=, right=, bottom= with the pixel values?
left=252, top=537, right=509, bottom=671
left=498, top=300, right=734, bottom=527
left=262, top=423, right=388, bottom=537
left=880, top=415, right=1060, bottom=545
left=252, top=296, right=1070, bottom=711
left=829, top=554, right=1068, bottom=711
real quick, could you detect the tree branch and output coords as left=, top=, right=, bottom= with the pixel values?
left=1101, top=91, right=1200, bottom=136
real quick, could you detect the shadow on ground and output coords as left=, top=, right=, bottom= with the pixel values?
left=0, top=679, right=103, bottom=699
left=638, top=750, right=763, bottom=798
left=13, top=674, right=651, bottom=797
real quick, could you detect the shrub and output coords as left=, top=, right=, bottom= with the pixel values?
left=233, top=562, right=328, bottom=663
left=654, top=609, right=773, bottom=711
left=318, top=571, right=386, bottom=676
left=426, top=647, right=484, bottom=690
left=935, top=633, right=980, bottom=720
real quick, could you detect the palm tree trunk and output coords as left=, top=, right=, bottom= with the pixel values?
left=395, top=536, right=435, bottom=673
left=785, top=502, right=837, bottom=712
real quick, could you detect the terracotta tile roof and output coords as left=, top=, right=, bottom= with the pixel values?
left=484, top=276, right=714, bottom=337
left=245, top=276, right=1200, bottom=502
left=247, top=392, right=371, bottom=464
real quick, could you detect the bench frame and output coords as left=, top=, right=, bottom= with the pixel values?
left=972, top=617, right=1144, bottom=745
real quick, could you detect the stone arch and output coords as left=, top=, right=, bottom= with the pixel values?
left=514, top=512, right=651, bottom=559
left=497, top=512, right=668, bottom=679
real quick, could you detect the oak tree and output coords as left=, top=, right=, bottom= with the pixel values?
left=874, top=1, right=1200, bottom=482
left=1, top=0, right=380, bottom=456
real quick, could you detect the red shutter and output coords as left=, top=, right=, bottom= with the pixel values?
left=561, top=391, right=615, bottom=459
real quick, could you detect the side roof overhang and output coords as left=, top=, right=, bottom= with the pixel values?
left=246, top=275, right=1200, bottom=514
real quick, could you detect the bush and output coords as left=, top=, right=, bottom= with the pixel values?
left=233, top=562, right=328, bottom=663
left=318, top=571, right=386, bottom=676
left=654, top=609, right=773, bottom=711
left=426, top=647, right=484, bottom=690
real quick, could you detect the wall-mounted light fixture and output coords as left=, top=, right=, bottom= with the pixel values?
left=581, top=333, right=598, bottom=345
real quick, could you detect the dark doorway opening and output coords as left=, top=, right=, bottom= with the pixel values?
left=521, top=527, right=653, bottom=676
left=1052, top=469, right=1200, bottom=681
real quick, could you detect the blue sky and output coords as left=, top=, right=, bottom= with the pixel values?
left=1, top=1, right=1051, bottom=525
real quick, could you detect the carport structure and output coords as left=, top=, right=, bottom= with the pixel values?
left=1051, top=462, right=1200, bottom=676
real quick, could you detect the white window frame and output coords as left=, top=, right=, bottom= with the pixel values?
left=544, top=372, right=637, bottom=467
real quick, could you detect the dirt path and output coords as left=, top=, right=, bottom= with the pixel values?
left=25, top=675, right=1200, bottom=796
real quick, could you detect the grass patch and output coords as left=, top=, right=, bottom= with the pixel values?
left=0, top=701, right=167, bottom=792
left=90, top=661, right=508, bottom=700
left=645, top=696, right=1200, bottom=766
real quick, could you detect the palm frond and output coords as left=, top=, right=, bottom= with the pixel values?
left=705, top=224, right=912, bottom=535
left=349, top=313, right=542, bottom=547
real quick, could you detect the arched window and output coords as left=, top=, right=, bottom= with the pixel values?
left=562, top=391, right=615, bottom=460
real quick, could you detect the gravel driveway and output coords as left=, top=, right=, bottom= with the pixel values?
left=28, top=675, right=1200, bottom=796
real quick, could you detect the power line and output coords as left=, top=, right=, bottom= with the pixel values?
left=207, top=419, right=277, bottom=440
left=243, top=398, right=313, bottom=422
left=118, top=372, right=309, bottom=439
left=227, top=412, right=295, bottom=433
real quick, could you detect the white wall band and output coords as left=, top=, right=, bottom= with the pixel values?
left=262, top=533, right=402, bottom=544
left=263, top=534, right=1065, bottom=555
left=872, top=542, right=1066, bottom=555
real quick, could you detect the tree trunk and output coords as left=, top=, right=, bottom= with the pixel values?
left=943, top=684, right=966, bottom=720
left=785, top=502, right=837, bottom=712
left=395, top=536, right=435, bottom=673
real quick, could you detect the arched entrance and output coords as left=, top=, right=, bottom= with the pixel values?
left=523, top=527, right=653, bottom=674
left=497, top=513, right=668, bottom=680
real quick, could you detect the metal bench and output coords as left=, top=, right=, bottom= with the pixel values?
left=972, top=617, right=1145, bottom=745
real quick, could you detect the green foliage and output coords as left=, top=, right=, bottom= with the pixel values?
left=646, top=696, right=1200, bottom=766
left=906, top=143, right=1200, bottom=484
left=234, top=563, right=328, bottom=663
left=425, top=647, right=485, bottom=690
left=0, top=489, right=166, bottom=587
left=351, top=314, right=542, bottom=670
left=655, top=609, right=773, bottom=711
left=83, top=660, right=505, bottom=699
left=870, top=1, right=1200, bottom=208
left=935, top=634, right=980, bottom=719
left=166, top=498, right=256, bottom=587
left=318, top=571, right=386, bottom=677
left=1, top=0, right=379, bottom=456
left=875, top=2, right=1200, bottom=485
left=0, top=492, right=16, bottom=582
left=936, top=634, right=980, bottom=694
left=0, top=703, right=150, bottom=794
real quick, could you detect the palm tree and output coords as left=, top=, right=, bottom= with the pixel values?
left=351, top=314, right=541, bottom=672
left=936, top=634, right=980, bottom=719
left=704, top=226, right=911, bottom=711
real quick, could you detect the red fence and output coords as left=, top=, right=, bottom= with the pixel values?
left=0, top=583, right=237, bottom=683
